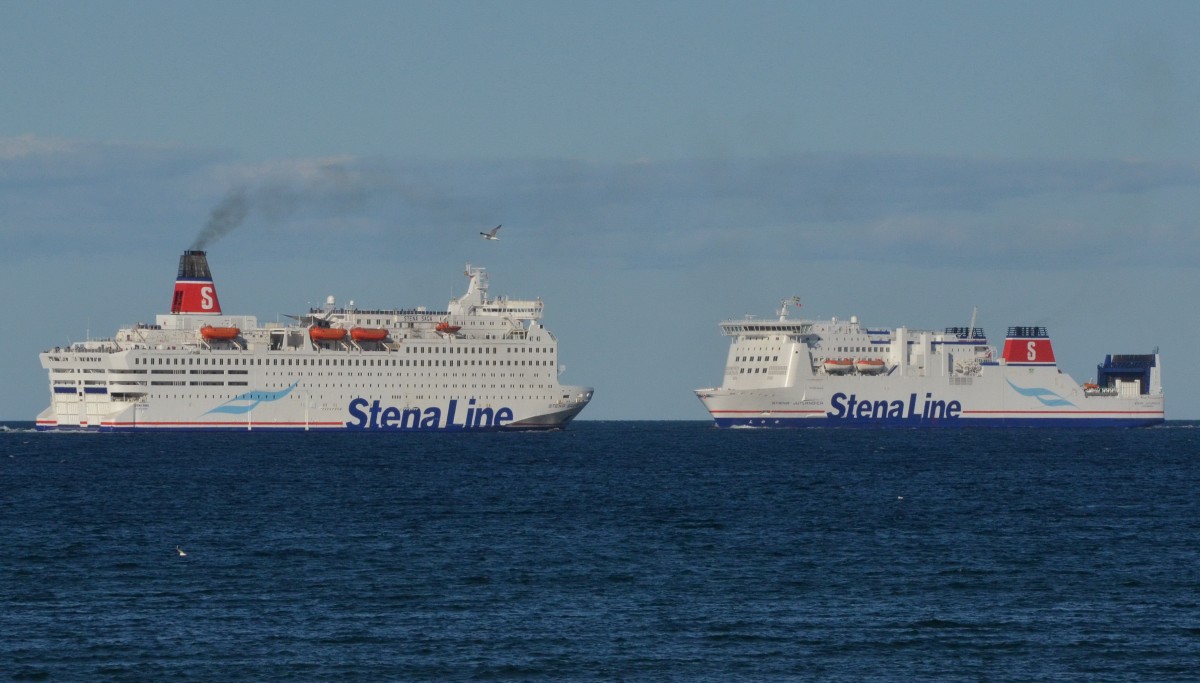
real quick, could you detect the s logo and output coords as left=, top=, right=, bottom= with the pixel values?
left=201, top=286, right=214, bottom=310
left=1026, top=341, right=1037, bottom=361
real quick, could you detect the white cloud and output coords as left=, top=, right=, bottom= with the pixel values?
left=3, top=140, right=1198, bottom=270
left=0, top=134, right=75, bottom=159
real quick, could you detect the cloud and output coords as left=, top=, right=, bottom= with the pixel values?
left=0, top=134, right=75, bottom=160
left=465, top=154, right=1200, bottom=269
left=0, top=135, right=231, bottom=258
left=0, top=134, right=226, bottom=184
left=3, top=135, right=1198, bottom=269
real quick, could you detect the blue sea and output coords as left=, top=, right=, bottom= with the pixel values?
left=3, top=421, right=1199, bottom=681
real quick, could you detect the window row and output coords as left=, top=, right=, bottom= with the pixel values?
left=137, top=356, right=554, bottom=367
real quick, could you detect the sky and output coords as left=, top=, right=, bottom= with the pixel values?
left=4, top=1, right=1200, bottom=420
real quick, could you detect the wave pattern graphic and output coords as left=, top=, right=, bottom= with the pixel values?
left=1006, top=379, right=1074, bottom=407
left=204, top=382, right=299, bottom=415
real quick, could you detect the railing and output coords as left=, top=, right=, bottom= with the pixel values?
left=1006, top=326, right=1048, bottom=338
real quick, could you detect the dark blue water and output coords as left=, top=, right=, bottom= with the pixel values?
left=3, top=422, right=1199, bottom=681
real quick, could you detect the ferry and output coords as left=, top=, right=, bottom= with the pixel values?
left=37, top=250, right=593, bottom=431
left=695, top=299, right=1163, bottom=428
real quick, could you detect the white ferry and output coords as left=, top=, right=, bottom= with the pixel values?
left=37, top=250, right=592, bottom=431
left=695, top=299, right=1164, bottom=428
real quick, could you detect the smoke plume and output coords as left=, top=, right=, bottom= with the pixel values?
left=188, top=162, right=394, bottom=251
left=191, top=187, right=251, bottom=250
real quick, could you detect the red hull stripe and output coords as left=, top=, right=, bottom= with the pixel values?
left=709, top=410, right=827, bottom=415
left=99, top=421, right=345, bottom=427
left=708, top=409, right=1163, bottom=416
left=961, top=410, right=1163, bottom=416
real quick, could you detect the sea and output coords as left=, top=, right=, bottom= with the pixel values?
left=2, top=421, right=1198, bottom=681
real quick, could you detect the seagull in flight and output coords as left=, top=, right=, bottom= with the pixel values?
left=480, top=225, right=502, bottom=241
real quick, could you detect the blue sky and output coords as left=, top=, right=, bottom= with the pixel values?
left=4, top=1, right=1200, bottom=420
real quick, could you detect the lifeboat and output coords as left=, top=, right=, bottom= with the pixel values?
left=823, top=359, right=854, bottom=375
left=435, top=321, right=461, bottom=334
left=350, top=327, right=389, bottom=342
left=309, top=326, right=347, bottom=342
left=855, top=359, right=886, bottom=374
left=200, top=326, right=240, bottom=341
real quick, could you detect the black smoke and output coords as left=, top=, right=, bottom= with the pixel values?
left=191, top=187, right=251, bottom=250
left=188, top=163, right=399, bottom=251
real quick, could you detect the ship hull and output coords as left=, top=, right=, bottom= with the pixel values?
left=36, top=374, right=592, bottom=433
left=697, top=371, right=1164, bottom=429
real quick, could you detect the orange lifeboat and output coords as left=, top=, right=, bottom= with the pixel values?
left=855, top=358, right=886, bottom=374
left=435, top=321, right=461, bottom=334
left=309, top=326, right=347, bottom=342
left=200, top=325, right=240, bottom=341
left=350, top=327, right=388, bottom=342
left=822, top=358, right=854, bottom=375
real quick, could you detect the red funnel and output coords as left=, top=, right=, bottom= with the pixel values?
left=170, top=250, right=222, bottom=314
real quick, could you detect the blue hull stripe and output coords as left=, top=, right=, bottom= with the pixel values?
left=713, top=416, right=1164, bottom=429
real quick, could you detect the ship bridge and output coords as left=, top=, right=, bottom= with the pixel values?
left=721, top=296, right=815, bottom=337
left=720, top=319, right=813, bottom=337
left=448, top=264, right=543, bottom=322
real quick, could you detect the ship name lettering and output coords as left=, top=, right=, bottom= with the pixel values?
left=827, top=392, right=962, bottom=421
left=346, top=397, right=514, bottom=430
